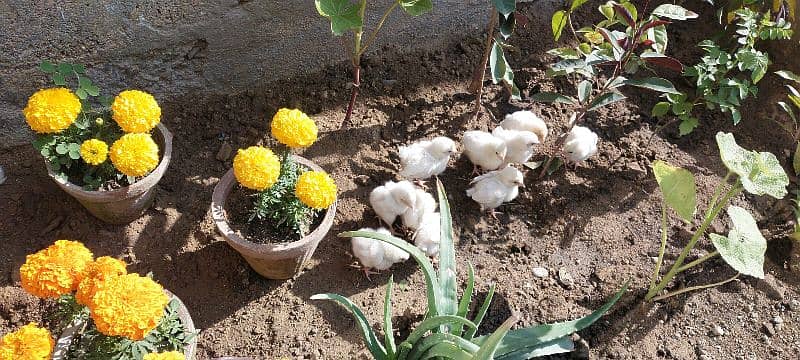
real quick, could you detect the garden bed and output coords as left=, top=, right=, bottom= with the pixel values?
left=1, top=1, right=799, bottom=358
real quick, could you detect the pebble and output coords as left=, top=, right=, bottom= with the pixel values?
left=710, top=324, right=725, bottom=337
left=216, top=142, right=233, bottom=161
left=532, top=267, right=549, bottom=278
left=772, top=316, right=783, bottom=325
left=0, top=165, right=6, bottom=185
left=763, top=322, right=777, bottom=337
left=789, top=299, right=800, bottom=312
left=557, top=267, right=574, bottom=289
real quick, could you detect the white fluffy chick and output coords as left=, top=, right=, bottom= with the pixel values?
left=463, top=130, right=507, bottom=173
left=351, top=227, right=409, bottom=277
left=500, top=110, right=549, bottom=142
left=398, top=137, right=457, bottom=180
left=491, top=126, right=539, bottom=165
left=563, top=126, right=599, bottom=163
left=413, top=213, right=441, bottom=257
left=401, top=188, right=437, bottom=230
left=466, top=166, right=524, bottom=214
left=370, top=180, right=417, bottom=227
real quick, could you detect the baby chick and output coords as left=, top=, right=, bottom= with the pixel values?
left=370, top=180, right=417, bottom=228
left=401, top=187, right=437, bottom=231
left=500, top=110, right=549, bottom=142
left=491, top=126, right=539, bottom=165
left=413, top=213, right=441, bottom=257
left=466, top=166, right=524, bottom=216
left=563, top=126, right=599, bottom=163
left=351, top=227, right=410, bottom=278
left=463, top=130, right=507, bottom=174
left=398, top=137, right=457, bottom=183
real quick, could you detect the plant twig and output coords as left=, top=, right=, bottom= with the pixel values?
left=648, top=202, right=670, bottom=292
left=468, top=9, right=499, bottom=120
left=650, top=273, right=740, bottom=302
left=676, top=251, right=719, bottom=273
left=359, top=1, right=400, bottom=56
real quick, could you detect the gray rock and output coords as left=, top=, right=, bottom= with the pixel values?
left=789, top=299, right=800, bottom=312
left=557, top=267, right=574, bottom=289
left=763, top=322, right=777, bottom=337
left=532, top=267, right=549, bottom=278
left=710, top=324, right=725, bottom=337
left=772, top=316, right=784, bottom=325
left=216, top=142, right=233, bottom=161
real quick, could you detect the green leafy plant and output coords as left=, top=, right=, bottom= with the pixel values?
left=315, top=0, right=433, bottom=124
left=533, top=1, right=695, bottom=177
left=468, top=0, right=522, bottom=117
left=645, top=132, right=789, bottom=302
left=314, top=180, right=628, bottom=359
left=249, top=153, right=315, bottom=238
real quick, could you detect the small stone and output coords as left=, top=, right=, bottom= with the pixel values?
left=789, top=299, right=800, bottom=312
left=216, top=142, right=233, bottom=161
left=532, top=267, right=549, bottom=278
left=763, top=322, right=777, bottom=337
left=0, top=165, right=6, bottom=185
left=710, top=325, right=725, bottom=337
left=772, top=316, right=784, bottom=325
left=557, top=267, right=574, bottom=289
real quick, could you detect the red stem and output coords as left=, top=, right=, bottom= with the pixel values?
left=344, top=65, right=361, bottom=124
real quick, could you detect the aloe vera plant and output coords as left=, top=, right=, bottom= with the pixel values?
left=313, top=179, right=628, bottom=359
left=645, top=132, right=789, bottom=301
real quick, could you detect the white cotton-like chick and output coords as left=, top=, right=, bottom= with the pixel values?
left=463, top=130, right=507, bottom=171
left=401, top=188, right=437, bottom=230
left=370, top=180, right=417, bottom=226
left=500, top=110, right=549, bottom=142
left=413, top=213, right=441, bottom=257
left=466, top=166, right=524, bottom=210
left=563, top=126, right=599, bottom=162
left=351, top=227, right=409, bottom=271
left=399, top=137, right=457, bottom=180
left=491, top=126, right=539, bottom=165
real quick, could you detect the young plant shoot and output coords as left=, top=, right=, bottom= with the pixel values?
left=315, top=179, right=629, bottom=359
left=316, top=0, right=433, bottom=124
left=532, top=1, right=695, bottom=177
left=645, top=132, right=789, bottom=302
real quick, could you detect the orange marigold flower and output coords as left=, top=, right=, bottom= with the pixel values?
left=19, top=240, right=93, bottom=298
left=89, top=274, right=169, bottom=340
left=0, top=323, right=54, bottom=360
left=75, top=256, right=127, bottom=307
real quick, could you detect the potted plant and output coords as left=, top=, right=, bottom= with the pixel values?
left=23, top=61, right=172, bottom=224
left=2, top=240, right=196, bottom=359
left=211, top=108, right=338, bottom=280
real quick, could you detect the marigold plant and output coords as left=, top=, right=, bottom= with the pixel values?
left=75, top=256, right=127, bottom=306
left=79, top=139, right=109, bottom=166
left=0, top=323, right=54, bottom=360
left=143, top=351, right=184, bottom=360
left=271, top=108, right=318, bottom=148
left=89, top=273, right=169, bottom=340
left=111, top=90, right=162, bottom=133
left=295, top=171, right=337, bottom=209
left=19, top=240, right=93, bottom=298
left=233, top=146, right=281, bottom=191
left=110, top=133, right=160, bottom=177
left=23, top=88, right=81, bottom=134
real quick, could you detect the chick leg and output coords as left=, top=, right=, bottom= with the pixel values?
left=487, top=208, right=501, bottom=220
left=348, top=262, right=381, bottom=281
left=472, top=165, right=482, bottom=176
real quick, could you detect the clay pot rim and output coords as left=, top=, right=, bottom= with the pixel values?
left=44, top=123, right=173, bottom=201
left=210, top=155, right=337, bottom=253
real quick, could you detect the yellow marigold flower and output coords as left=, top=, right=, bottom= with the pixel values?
left=295, top=171, right=337, bottom=209
left=80, top=139, right=109, bottom=165
left=75, top=256, right=127, bottom=307
left=0, top=323, right=54, bottom=360
left=110, top=133, right=160, bottom=177
left=19, top=240, right=93, bottom=299
left=233, top=146, right=281, bottom=191
left=89, top=273, right=169, bottom=341
left=111, top=90, right=161, bottom=133
left=271, top=108, right=318, bottom=148
left=143, top=351, right=184, bottom=360
left=22, top=88, right=81, bottom=134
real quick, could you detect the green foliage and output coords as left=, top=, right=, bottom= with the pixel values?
left=315, top=180, right=628, bottom=359
left=489, top=40, right=521, bottom=100
left=64, top=299, right=194, bottom=360
left=646, top=132, right=788, bottom=301
left=249, top=153, right=317, bottom=240
left=315, top=0, right=364, bottom=36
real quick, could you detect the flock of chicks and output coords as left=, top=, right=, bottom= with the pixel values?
left=350, top=111, right=600, bottom=277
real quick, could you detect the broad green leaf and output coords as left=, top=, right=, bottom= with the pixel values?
left=493, top=0, right=516, bottom=17
left=578, top=80, right=592, bottom=104
left=495, top=337, right=575, bottom=359
left=598, top=2, right=615, bottom=20
left=652, top=160, right=697, bottom=222
left=39, top=61, right=56, bottom=73
left=473, top=315, right=519, bottom=360
left=551, top=10, right=568, bottom=41
left=78, top=76, right=92, bottom=88
left=384, top=276, right=396, bottom=357
left=55, top=143, right=68, bottom=155
left=399, top=0, right=433, bottom=16
left=475, top=281, right=629, bottom=357
left=315, top=0, right=364, bottom=36
left=678, top=117, right=698, bottom=136
left=57, top=62, right=73, bottom=75
left=570, top=0, right=589, bottom=11
left=547, top=58, right=594, bottom=77
left=73, top=64, right=85, bottom=74
left=652, top=102, right=670, bottom=117
left=85, top=85, right=100, bottom=97
left=716, top=132, right=789, bottom=199
left=622, top=77, right=682, bottom=94
left=775, top=70, right=800, bottom=83
left=436, top=179, right=458, bottom=320
left=652, top=4, right=699, bottom=20
left=530, top=92, right=578, bottom=105
left=779, top=102, right=797, bottom=124
left=489, top=41, right=521, bottom=100
left=310, top=293, right=388, bottom=359
left=588, top=91, right=626, bottom=111
left=547, top=47, right=581, bottom=59
left=640, top=53, right=684, bottom=72
left=75, top=88, right=88, bottom=100
left=710, top=206, right=767, bottom=278
left=52, top=73, right=66, bottom=86
left=498, top=11, right=516, bottom=39
left=68, top=149, right=81, bottom=160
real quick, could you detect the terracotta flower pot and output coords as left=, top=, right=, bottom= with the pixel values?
left=45, top=124, right=173, bottom=225
left=211, top=155, right=336, bottom=280
left=52, top=290, right=197, bottom=360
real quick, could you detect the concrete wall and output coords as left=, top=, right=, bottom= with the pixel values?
left=0, top=0, right=488, bottom=147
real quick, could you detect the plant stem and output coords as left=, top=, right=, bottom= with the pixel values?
left=650, top=273, right=740, bottom=302
left=468, top=8, right=499, bottom=116
left=676, top=251, right=719, bottom=273
left=648, top=202, right=670, bottom=292
left=646, top=181, right=743, bottom=301
left=359, top=1, right=400, bottom=56
left=343, top=1, right=368, bottom=125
